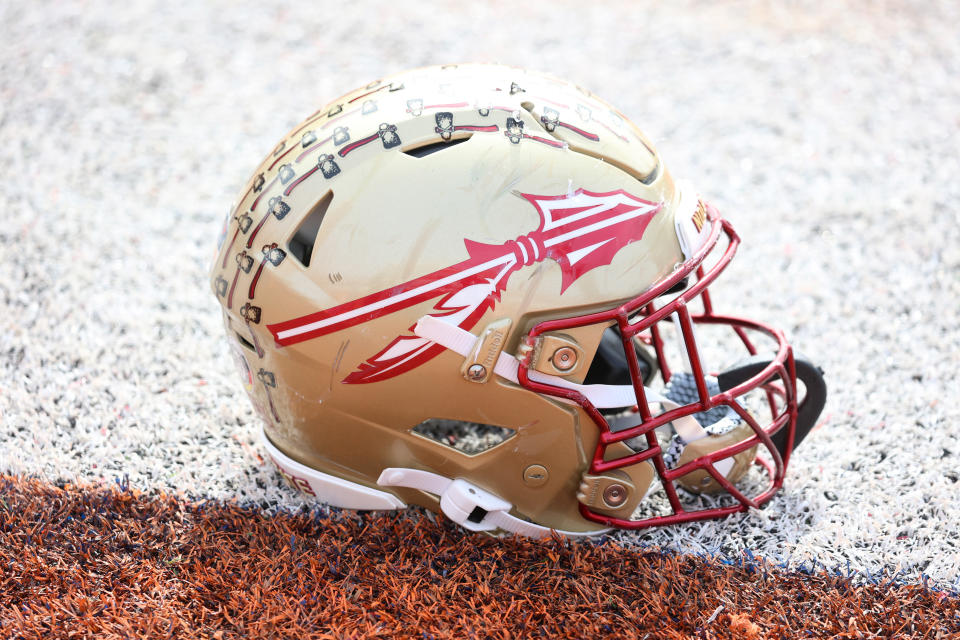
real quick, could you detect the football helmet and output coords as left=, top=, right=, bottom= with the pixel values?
left=210, top=64, right=826, bottom=536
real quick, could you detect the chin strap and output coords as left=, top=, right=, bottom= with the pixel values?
left=414, top=315, right=707, bottom=445
left=377, top=468, right=604, bottom=538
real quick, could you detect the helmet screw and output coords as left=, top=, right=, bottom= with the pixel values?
left=466, top=364, right=487, bottom=381
left=602, top=483, right=628, bottom=507
left=523, top=464, right=549, bottom=487
left=551, top=346, right=578, bottom=371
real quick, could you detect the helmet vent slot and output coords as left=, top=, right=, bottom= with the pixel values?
left=411, top=418, right=515, bottom=456
left=567, top=143, right=660, bottom=185
left=521, top=99, right=659, bottom=184
left=287, top=190, right=333, bottom=268
left=234, top=332, right=256, bottom=352
left=402, top=136, right=471, bottom=158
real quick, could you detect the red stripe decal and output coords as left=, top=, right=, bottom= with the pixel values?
left=268, top=144, right=298, bottom=171
left=320, top=107, right=360, bottom=130
left=249, top=174, right=278, bottom=212
left=526, top=135, right=564, bottom=148
left=348, top=84, right=389, bottom=104
left=455, top=125, right=500, bottom=133
left=558, top=121, right=600, bottom=141
left=292, top=112, right=324, bottom=137
left=296, top=134, right=334, bottom=163
left=235, top=182, right=255, bottom=215
left=338, top=132, right=379, bottom=158
left=221, top=227, right=240, bottom=269
left=246, top=211, right=271, bottom=249
left=284, top=165, right=319, bottom=196
left=531, top=95, right=570, bottom=109
left=424, top=102, right=470, bottom=109
left=249, top=261, right=266, bottom=300
left=227, top=267, right=241, bottom=309
left=267, top=258, right=490, bottom=346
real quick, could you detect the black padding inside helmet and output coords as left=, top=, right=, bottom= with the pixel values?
left=717, top=352, right=826, bottom=458
left=402, top=137, right=470, bottom=158
left=585, top=327, right=656, bottom=389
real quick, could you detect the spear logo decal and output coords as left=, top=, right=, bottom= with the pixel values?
left=268, top=188, right=662, bottom=383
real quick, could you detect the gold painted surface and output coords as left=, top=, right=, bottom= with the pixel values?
left=211, top=64, right=688, bottom=532
left=675, top=423, right=760, bottom=494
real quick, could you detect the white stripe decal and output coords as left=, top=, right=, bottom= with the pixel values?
left=544, top=205, right=656, bottom=248
left=277, top=254, right=514, bottom=340
left=566, top=238, right=614, bottom=266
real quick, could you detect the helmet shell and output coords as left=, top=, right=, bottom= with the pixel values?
left=211, top=64, right=687, bottom=531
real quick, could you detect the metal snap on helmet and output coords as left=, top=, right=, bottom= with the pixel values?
left=210, top=63, right=826, bottom=536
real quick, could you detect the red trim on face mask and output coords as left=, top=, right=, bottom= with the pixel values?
left=517, top=206, right=799, bottom=530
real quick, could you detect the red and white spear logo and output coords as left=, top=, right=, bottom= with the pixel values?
left=268, top=188, right=662, bottom=383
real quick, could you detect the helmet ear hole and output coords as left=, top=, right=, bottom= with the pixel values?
left=411, top=419, right=515, bottom=456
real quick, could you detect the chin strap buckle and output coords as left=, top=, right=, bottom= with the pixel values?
left=441, top=479, right=513, bottom=532
left=377, top=468, right=605, bottom=538
left=377, top=468, right=517, bottom=533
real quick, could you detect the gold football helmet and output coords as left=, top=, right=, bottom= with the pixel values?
left=210, top=64, right=825, bottom=536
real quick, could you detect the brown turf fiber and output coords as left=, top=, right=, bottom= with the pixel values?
left=0, top=475, right=957, bottom=639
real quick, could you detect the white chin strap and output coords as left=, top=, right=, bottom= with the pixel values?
left=263, top=426, right=600, bottom=537
left=413, top=315, right=707, bottom=444
left=376, top=467, right=601, bottom=538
